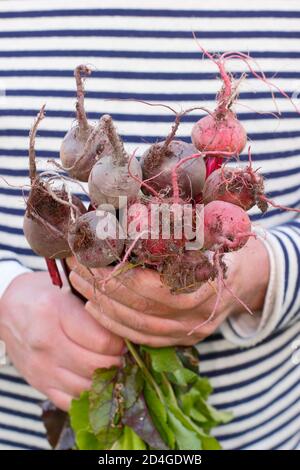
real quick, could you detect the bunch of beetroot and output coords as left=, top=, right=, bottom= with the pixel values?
left=23, top=54, right=299, bottom=313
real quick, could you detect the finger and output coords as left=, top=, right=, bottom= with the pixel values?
left=46, top=388, right=73, bottom=412
left=69, top=265, right=174, bottom=316
left=60, top=297, right=125, bottom=356
left=71, top=258, right=214, bottom=312
left=85, top=301, right=184, bottom=347
left=71, top=273, right=186, bottom=337
left=54, top=367, right=92, bottom=398
left=56, top=339, right=123, bottom=379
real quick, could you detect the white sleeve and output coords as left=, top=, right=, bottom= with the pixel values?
left=219, top=230, right=285, bottom=348
left=0, top=255, right=31, bottom=298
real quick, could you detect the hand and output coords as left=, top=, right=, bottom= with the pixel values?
left=0, top=271, right=125, bottom=411
left=68, top=237, right=270, bottom=347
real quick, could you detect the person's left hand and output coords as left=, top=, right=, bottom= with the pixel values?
left=68, top=237, right=269, bottom=347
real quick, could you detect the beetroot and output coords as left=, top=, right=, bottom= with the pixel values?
left=24, top=105, right=86, bottom=259
left=88, top=115, right=142, bottom=208
left=125, top=198, right=186, bottom=265
left=68, top=210, right=124, bottom=268
left=191, top=110, right=247, bottom=155
left=141, top=139, right=205, bottom=200
left=24, top=187, right=85, bottom=258
left=203, top=166, right=267, bottom=212
left=60, top=66, right=113, bottom=182
left=203, top=201, right=252, bottom=252
left=160, top=251, right=217, bottom=294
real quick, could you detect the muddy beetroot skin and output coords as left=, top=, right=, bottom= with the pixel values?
left=203, top=166, right=267, bottom=212
left=24, top=186, right=86, bottom=258
left=68, top=210, right=124, bottom=268
left=141, top=140, right=206, bottom=199
left=160, top=251, right=217, bottom=294
left=191, top=111, right=247, bottom=155
left=203, top=200, right=252, bottom=252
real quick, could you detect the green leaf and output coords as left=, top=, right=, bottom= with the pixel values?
left=144, top=382, right=175, bottom=449
left=167, top=410, right=201, bottom=450
left=143, top=346, right=182, bottom=373
left=201, top=435, right=222, bottom=450
left=194, top=376, right=213, bottom=400
left=112, top=426, right=147, bottom=450
left=196, top=397, right=233, bottom=426
left=70, top=391, right=89, bottom=432
left=76, top=430, right=104, bottom=450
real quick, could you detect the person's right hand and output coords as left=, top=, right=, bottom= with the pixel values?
left=0, top=271, right=124, bottom=411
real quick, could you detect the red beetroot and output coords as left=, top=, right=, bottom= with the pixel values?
left=203, top=201, right=252, bottom=252
left=23, top=105, right=86, bottom=259
left=191, top=110, right=247, bottom=155
left=125, top=198, right=186, bottom=265
left=68, top=210, right=124, bottom=268
left=203, top=166, right=268, bottom=212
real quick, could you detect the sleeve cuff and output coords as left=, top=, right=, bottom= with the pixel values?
left=0, top=260, right=31, bottom=298
left=220, top=229, right=285, bottom=347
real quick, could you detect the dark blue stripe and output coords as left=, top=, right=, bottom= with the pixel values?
left=0, top=405, right=41, bottom=421
left=0, top=29, right=300, bottom=39
left=0, top=389, right=41, bottom=405
left=0, top=108, right=299, bottom=123
left=230, top=377, right=300, bottom=424
left=275, top=229, right=300, bottom=327
left=1, top=69, right=300, bottom=80
left=273, top=429, right=300, bottom=450
left=203, top=328, right=300, bottom=379
left=215, top=361, right=299, bottom=410
left=251, top=200, right=300, bottom=221
left=0, top=257, right=22, bottom=265
left=271, top=231, right=290, bottom=304
left=5, top=88, right=296, bottom=101
left=213, top=340, right=297, bottom=394
left=218, top=389, right=300, bottom=440
left=0, top=186, right=90, bottom=204
left=1, top=129, right=300, bottom=146
left=1, top=9, right=300, bottom=19
left=1, top=166, right=298, bottom=200
left=0, top=243, right=34, bottom=256
left=0, top=205, right=24, bottom=216
left=234, top=411, right=300, bottom=449
left=0, top=372, right=27, bottom=385
left=0, top=422, right=45, bottom=439
left=0, top=438, right=44, bottom=450
left=0, top=224, right=24, bottom=235
left=1, top=147, right=300, bottom=164
left=200, top=323, right=295, bottom=361
left=0, top=50, right=299, bottom=59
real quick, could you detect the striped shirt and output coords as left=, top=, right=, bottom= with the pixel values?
left=0, top=0, right=300, bottom=450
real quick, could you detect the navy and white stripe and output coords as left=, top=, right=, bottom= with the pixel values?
left=0, top=0, right=299, bottom=450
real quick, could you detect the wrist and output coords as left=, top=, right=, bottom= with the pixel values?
left=226, top=236, right=270, bottom=316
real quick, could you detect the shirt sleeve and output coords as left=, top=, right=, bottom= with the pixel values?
left=220, top=217, right=300, bottom=347
left=0, top=250, right=31, bottom=298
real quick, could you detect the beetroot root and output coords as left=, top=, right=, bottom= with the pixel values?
left=203, top=201, right=252, bottom=252
left=24, top=184, right=86, bottom=258
left=68, top=210, right=125, bottom=268
left=203, top=166, right=267, bottom=212
left=191, top=110, right=247, bottom=156
left=160, top=250, right=217, bottom=294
